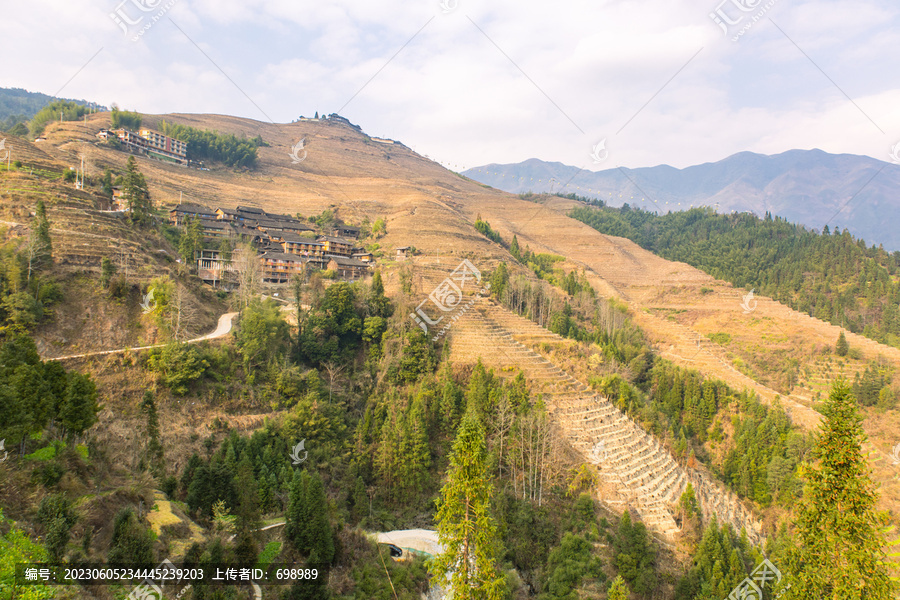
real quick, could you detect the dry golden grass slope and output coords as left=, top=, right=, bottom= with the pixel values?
left=18, top=112, right=900, bottom=515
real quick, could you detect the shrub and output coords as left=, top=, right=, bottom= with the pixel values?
left=147, top=343, right=209, bottom=395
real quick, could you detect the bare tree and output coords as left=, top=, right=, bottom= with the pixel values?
left=171, top=284, right=201, bottom=341
left=232, top=241, right=261, bottom=309
left=491, top=394, right=515, bottom=479
left=117, top=247, right=130, bottom=283
left=23, top=228, right=51, bottom=289
left=321, top=361, right=345, bottom=403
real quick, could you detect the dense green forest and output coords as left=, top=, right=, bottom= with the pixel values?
left=569, top=204, right=900, bottom=348
left=159, top=121, right=262, bottom=168
left=0, top=87, right=104, bottom=132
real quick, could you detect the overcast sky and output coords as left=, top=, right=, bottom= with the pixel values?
left=4, top=0, right=899, bottom=171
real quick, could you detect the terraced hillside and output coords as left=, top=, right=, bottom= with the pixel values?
left=447, top=295, right=763, bottom=545
left=6, top=112, right=900, bottom=522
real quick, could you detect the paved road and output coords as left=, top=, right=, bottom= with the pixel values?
left=46, top=311, right=239, bottom=362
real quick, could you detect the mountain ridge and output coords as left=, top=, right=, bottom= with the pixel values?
left=464, top=149, right=900, bottom=250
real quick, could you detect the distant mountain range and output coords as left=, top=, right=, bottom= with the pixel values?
left=0, top=87, right=106, bottom=129
left=463, top=150, right=900, bottom=251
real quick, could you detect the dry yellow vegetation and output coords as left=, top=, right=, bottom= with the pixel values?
left=6, top=110, right=899, bottom=519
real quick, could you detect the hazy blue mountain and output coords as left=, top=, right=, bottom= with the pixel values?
left=463, top=150, right=900, bottom=250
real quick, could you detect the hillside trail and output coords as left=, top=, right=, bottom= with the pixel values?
left=445, top=294, right=763, bottom=545
left=467, top=194, right=900, bottom=514
left=45, top=311, right=238, bottom=362
left=496, top=199, right=900, bottom=408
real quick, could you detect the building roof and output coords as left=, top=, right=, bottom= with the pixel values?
left=232, top=226, right=262, bottom=238
left=326, top=255, right=370, bottom=267
left=172, top=204, right=215, bottom=214
left=259, top=251, right=308, bottom=263
left=317, top=235, right=353, bottom=244
left=281, top=221, right=316, bottom=231
left=216, top=208, right=241, bottom=216
left=256, top=218, right=287, bottom=229
left=198, top=218, right=228, bottom=229
left=236, top=206, right=264, bottom=214
left=277, top=231, right=322, bottom=244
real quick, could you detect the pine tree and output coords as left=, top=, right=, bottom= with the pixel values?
left=784, top=380, right=894, bottom=599
left=304, top=473, right=334, bottom=564
left=107, top=508, right=154, bottom=565
left=123, top=156, right=152, bottom=226
left=178, top=215, right=202, bottom=265
left=100, top=256, right=116, bottom=289
left=510, top=235, right=520, bottom=260
left=835, top=331, right=849, bottom=357
left=141, top=391, right=165, bottom=477
left=367, top=270, right=391, bottom=318
left=60, top=372, right=100, bottom=440
left=607, top=575, right=630, bottom=600
left=432, top=410, right=505, bottom=600
left=285, top=471, right=333, bottom=563
left=234, top=455, right=261, bottom=533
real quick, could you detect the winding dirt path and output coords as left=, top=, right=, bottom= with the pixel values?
left=45, top=311, right=238, bottom=362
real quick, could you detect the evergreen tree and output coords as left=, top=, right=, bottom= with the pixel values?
left=490, top=262, right=509, bottom=300
left=107, top=508, right=154, bottom=565
left=285, top=471, right=333, bottom=563
left=60, top=372, right=100, bottom=440
left=835, top=331, right=849, bottom=357
left=510, top=235, right=520, bottom=260
left=613, top=510, right=657, bottom=595
left=432, top=410, right=505, bottom=600
left=30, top=200, right=52, bottom=273
left=178, top=215, right=203, bottom=265
left=141, top=391, right=165, bottom=477
left=784, top=380, right=894, bottom=599
left=607, top=575, right=630, bottom=600
left=122, top=156, right=152, bottom=226
left=100, top=256, right=116, bottom=289
left=367, top=270, right=391, bottom=318
left=101, top=169, right=113, bottom=197
left=234, top=455, right=261, bottom=533
left=37, top=494, right=77, bottom=562
left=304, top=473, right=334, bottom=564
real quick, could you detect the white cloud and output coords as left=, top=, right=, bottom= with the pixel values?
left=1, top=0, right=898, bottom=169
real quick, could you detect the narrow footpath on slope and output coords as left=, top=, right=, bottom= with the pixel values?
left=45, top=311, right=239, bottom=362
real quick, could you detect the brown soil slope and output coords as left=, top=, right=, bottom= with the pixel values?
left=18, top=113, right=900, bottom=516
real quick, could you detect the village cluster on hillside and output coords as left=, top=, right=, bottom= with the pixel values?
left=170, top=203, right=374, bottom=285
left=97, top=127, right=189, bottom=165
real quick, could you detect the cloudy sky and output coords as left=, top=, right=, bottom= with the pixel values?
left=4, top=0, right=899, bottom=171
